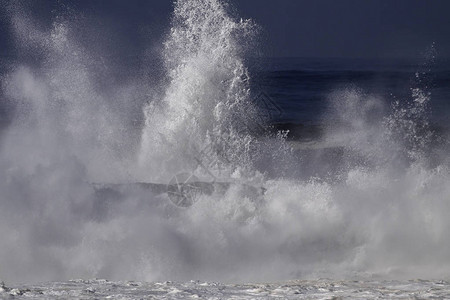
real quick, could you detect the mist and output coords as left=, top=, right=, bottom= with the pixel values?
left=0, top=0, right=450, bottom=285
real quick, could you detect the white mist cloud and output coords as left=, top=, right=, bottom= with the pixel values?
left=0, top=0, right=449, bottom=286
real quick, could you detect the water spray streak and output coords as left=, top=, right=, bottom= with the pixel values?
left=0, top=0, right=449, bottom=286
left=139, top=0, right=260, bottom=183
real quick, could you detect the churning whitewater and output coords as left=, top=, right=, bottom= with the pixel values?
left=0, top=0, right=450, bottom=287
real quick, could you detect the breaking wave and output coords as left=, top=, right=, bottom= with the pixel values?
left=0, top=0, right=449, bottom=285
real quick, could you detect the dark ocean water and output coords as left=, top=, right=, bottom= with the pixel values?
left=251, top=57, right=450, bottom=129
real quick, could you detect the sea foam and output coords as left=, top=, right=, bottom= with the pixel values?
left=0, top=0, right=449, bottom=285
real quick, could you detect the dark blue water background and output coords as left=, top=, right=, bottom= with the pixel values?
left=251, top=57, right=450, bottom=129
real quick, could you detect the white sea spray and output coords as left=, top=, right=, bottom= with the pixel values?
left=0, top=0, right=449, bottom=286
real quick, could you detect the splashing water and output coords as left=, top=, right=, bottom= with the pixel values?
left=0, top=0, right=450, bottom=286
left=138, top=0, right=260, bottom=183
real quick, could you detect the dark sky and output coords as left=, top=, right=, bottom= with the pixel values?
left=236, top=0, right=450, bottom=59
left=1, top=0, right=450, bottom=59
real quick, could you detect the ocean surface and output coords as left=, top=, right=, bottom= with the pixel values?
left=252, top=57, right=450, bottom=127
left=1, top=0, right=450, bottom=298
left=2, top=279, right=450, bottom=299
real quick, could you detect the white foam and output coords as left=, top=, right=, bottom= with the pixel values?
left=0, top=0, right=449, bottom=286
